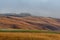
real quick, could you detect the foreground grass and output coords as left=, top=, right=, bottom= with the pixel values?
left=0, top=29, right=60, bottom=40
left=0, top=32, right=60, bottom=40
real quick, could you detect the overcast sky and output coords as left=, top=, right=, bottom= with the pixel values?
left=0, top=0, right=60, bottom=18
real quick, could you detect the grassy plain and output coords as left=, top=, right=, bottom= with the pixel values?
left=0, top=32, right=60, bottom=40
left=0, top=30, right=59, bottom=40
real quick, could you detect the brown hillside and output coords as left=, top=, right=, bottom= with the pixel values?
left=0, top=16, right=60, bottom=31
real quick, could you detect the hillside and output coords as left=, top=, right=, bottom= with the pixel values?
left=0, top=15, right=60, bottom=31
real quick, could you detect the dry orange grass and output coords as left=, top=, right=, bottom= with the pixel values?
left=0, top=16, right=60, bottom=30
left=0, top=32, right=60, bottom=40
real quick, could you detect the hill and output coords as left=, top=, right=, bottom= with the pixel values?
left=0, top=15, right=60, bottom=31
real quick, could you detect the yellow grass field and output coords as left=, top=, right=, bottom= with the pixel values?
left=0, top=32, right=60, bottom=40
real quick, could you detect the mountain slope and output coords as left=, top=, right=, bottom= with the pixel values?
left=0, top=16, right=60, bottom=31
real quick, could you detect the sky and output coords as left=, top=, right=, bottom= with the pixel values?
left=0, top=0, right=60, bottom=18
